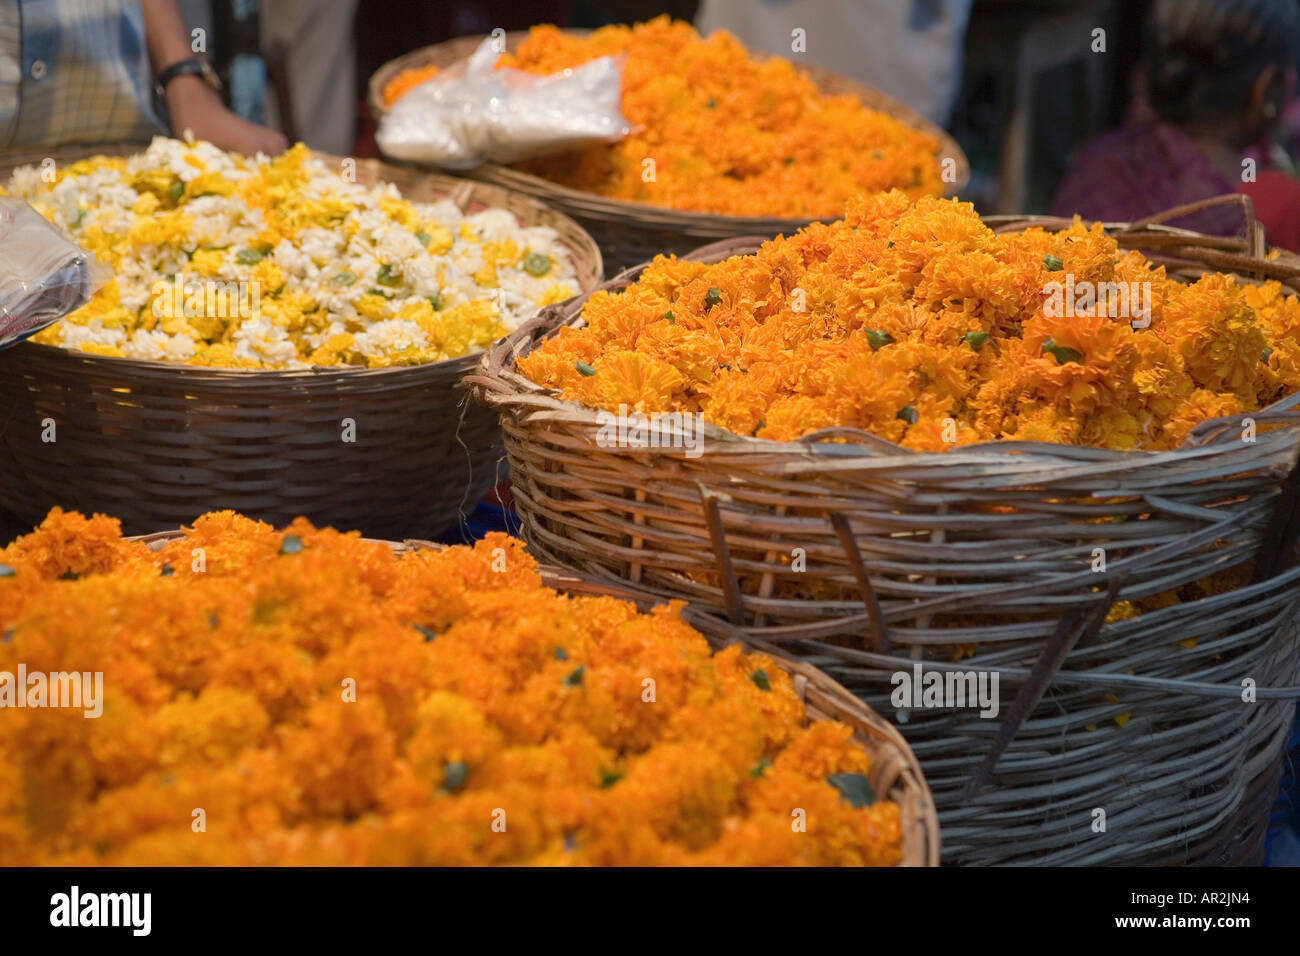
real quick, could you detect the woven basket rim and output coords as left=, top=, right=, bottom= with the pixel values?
left=470, top=201, right=1300, bottom=468
left=4, top=336, right=485, bottom=380
left=368, top=29, right=972, bottom=222
left=129, top=527, right=941, bottom=866
left=0, top=144, right=604, bottom=379
left=469, top=166, right=881, bottom=231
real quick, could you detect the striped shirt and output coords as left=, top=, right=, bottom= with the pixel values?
left=0, top=0, right=164, bottom=149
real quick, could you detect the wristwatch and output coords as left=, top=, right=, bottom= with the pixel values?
left=154, top=58, right=223, bottom=100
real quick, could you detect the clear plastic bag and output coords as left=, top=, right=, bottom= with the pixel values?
left=0, top=198, right=106, bottom=351
left=376, top=37, right=632, bottom=169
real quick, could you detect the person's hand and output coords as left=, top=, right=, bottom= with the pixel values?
left=166, top=75, right=289, bottom=157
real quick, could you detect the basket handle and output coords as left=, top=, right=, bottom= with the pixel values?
left=988, top=194, right=1257, bottom=242
left=684, top=235, right=770, bottom=262
left=465, top=303, right=572, bottom=400
left=986, top=195, right=1300, bottom=287
left=1121, top=192, right=1258, bottom=241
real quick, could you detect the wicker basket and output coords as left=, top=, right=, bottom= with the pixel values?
left=131, top=528, right=940, bottom=866
left=368, top=31, right=970, bottom=274
left=0, top=146, right=602, bottom=541
left=469, top=197, right=1300, bottom=865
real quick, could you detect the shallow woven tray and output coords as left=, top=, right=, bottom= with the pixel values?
left=0, top=145, right=602, bottom=541
left=369, top=31, right=970, bottom=273
left=130, top=528, right=940, bottom=867
left=469, top=196, right=1300, bottom=865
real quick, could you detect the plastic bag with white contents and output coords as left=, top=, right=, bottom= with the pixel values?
left=376, top=37, right=632, bottom=169
left=0, top=198, right=107, bottom=351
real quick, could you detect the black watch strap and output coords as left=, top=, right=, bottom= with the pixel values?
left=154, top=58, right=222, bottom=99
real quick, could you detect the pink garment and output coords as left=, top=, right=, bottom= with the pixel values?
left=1050, top=121, right=1246, bottom=237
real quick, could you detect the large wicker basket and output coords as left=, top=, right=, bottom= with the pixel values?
left=469, top=198, right=1300, bottom=865
left=131, top=528, right=940, bottom=866
left=369, top=31, right=970, bottom=273
left=0, top=147, right=602, bottom=541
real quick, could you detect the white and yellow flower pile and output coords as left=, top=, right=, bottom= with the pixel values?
left=3, top=137, right=578, bottom=368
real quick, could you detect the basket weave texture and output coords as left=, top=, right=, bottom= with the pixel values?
left=129, top=528, right=940, bottom=866
left=470, top=199, right=1300, bottom=864
left=368, top=31, right=971, bottom=274
left=0, top=147, right=602, bottom=540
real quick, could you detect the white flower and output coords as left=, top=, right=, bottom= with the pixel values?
left=9, top=138, right=579, bottom=368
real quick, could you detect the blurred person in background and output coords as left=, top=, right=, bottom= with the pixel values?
left=573, top=0, right=698, bottom=26
left=177, top=0, right=357, bottom=155
left=259, top=0, right=356, bottom=155
left=1051, top=0, right=1300, bottom=250
left=0, top=0, right=284, bottom=153
left=695, top=0, right=973, bottom=127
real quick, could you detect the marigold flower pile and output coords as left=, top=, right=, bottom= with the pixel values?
left=384, top=17, right=944, bottom=217
left=0, top=509, right=902, bottom=866
left=382, top=64, right=440, bottom=106
left=518, top=191, right=1300, bottom=451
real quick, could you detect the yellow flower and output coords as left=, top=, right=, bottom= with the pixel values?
left=520, top=192, right=1298, bottom=452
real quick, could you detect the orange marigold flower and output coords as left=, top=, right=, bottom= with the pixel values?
left=385, top=18, right=944, bottom=217
left=519, top=192, right=1298, bottom=452
left=0, top=511, right=900, bottom=866
left=382, top=64, right=439, bottom=106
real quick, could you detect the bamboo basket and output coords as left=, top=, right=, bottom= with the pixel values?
left=369, top=31, right=970, bottom=274
left=0, top=145, right=602, bottom=541
left=469, top=197, right=1300, bottom=865
left=132, top=528, right=940, bottom=867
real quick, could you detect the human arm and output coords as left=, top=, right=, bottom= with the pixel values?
left=140, top=0, right=288, bottom=156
